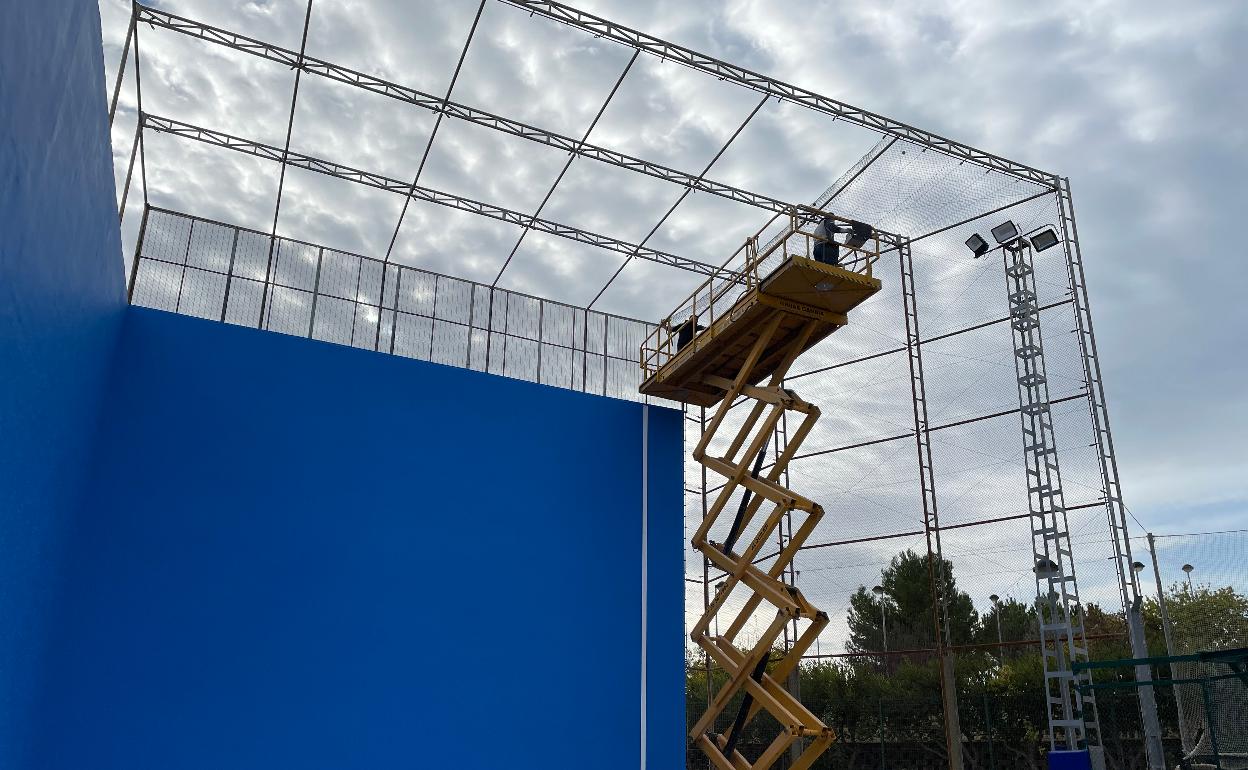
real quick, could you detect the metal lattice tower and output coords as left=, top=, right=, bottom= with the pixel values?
left=1002, top=239, right=1099, bottom=751
left=901, top=240, right=965, bottom=768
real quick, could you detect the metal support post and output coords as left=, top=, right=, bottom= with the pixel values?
left=901, top=240, right=964, bottom=770
left=1056, top=180, right=1164, bottom=770
left=1149, top=532, right=1194, bottom=754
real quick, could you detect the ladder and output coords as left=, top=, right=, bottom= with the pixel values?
left=1002, top=239, right=1099, bottom=751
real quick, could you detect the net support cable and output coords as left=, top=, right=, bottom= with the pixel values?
left=256, top=0, right=315, bottom=329
left=491, top=49, right=639, bottom=288
left=587, top=93, right=769, bottom=310
left=383, top=0, right=488, bottom=262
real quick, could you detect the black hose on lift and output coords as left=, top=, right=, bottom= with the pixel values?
left=722, top=444, right=767, bottom=555
left=721, top=652, right=771, bottom=760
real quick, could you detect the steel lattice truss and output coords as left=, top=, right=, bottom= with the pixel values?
left=115, top=0, right=1060, bottom=312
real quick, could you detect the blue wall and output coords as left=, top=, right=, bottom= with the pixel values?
left=31, top=309, right=684, bottom=770
left=1, top=6, right=684, bottom=767
left=0, top=5, right=126, bottom=765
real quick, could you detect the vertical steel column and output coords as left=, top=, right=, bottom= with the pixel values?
left=173, top=220, right=195, bottom=314
left=428, top=275, right=440, bottom=360
left=219, top=226, right=240, bottom=323
left=1149, top=532, right=1194, bottom=754
left=126, top=205, right=151, bottom=303
left=1001, top=237, right=1097, bottom=752
left=700, top=405, right=713, bottom=715
left=900, top=239, right=963, bottom=770
left=772, top=412, right=804, bottom=768
left=1055, top=180, right=1163, bottom=769
left=108, top=8, right=136, bottom=126
left=307, top=246, right=324, bottom=338
left=389, top=267, right=402, bottom=355
left=463, top=283, right=476, bottom=368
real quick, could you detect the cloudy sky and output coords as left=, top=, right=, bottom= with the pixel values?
left=98, top=0, right=1247, bottom=641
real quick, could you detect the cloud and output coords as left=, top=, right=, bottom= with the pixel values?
left=99, top=0, right=1248, bottom=652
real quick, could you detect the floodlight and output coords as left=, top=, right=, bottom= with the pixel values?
left=965, top=233, right=990, bottom=258
left=991, top=220, right=1020, bottom=244
left=1029, top=228, right=1060, bottom=252
left=1033, top=557, right=1060, bottom=578
left=845, top=220, right=873, bottom=249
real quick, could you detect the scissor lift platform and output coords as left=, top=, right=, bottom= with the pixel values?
left=639, top=256, right=881, bottom=407
left=640, top=212, right=888, bottom=770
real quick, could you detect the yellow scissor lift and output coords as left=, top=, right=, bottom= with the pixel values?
left=640, top=210, right=886, bottom=770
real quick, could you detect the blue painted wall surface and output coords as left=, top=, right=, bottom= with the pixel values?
left=32, top=308, right=684, bottom=769
left=645, top=404, right=686, bottom=769
left=0, top=5, right=126, bottom=765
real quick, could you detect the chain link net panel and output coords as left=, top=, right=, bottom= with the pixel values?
left=129, top=207, right=661, bottom=404
left=1147, top=531, right=1248, bottom=769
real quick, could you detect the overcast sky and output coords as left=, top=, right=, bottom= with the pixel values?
left=98, top=0, right=1246, bottom=628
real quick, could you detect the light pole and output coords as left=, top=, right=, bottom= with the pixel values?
left=872, top=585, right=887, bottom=652
left=1182, top=563, right=1194, bottom=593
left=989, top=594, right=1003, bottom=652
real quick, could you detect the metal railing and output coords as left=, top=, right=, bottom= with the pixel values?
left=128, top=206, right=657, bottom=403
left=638, top=208, right=883, bottom=382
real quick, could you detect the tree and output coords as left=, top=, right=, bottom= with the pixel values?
left=975, top=597, right=1035, bottom=657
left=846, top=549, right=979, bottom=655
left=1144, top=583, right=1248, bottom=654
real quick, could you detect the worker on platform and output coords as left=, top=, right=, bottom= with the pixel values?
left=812, top=216, right=842, bottom=266
left=812, top=217, right=872, bottom=266
left=675, top=315, right=704, bottom=350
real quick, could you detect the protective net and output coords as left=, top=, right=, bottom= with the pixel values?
left=1154, top=531, right=1248, bottom=769
left=130, top=207, right=657, bottom=404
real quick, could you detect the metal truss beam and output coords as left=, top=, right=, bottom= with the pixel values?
left=496, top=0, right=1061, bottom=190
left=134, top=5, right=798, bottom=216
left=900, top=239, right=963, bottom=770
left=142, top=114, right=728, bottom=278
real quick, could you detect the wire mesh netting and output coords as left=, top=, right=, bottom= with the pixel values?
left=1146, top=531, right=1248, bottom=769
left=681, top=137, right=1158, bottom=769
left=685, top=136, right=1096, bottom=653
left=129, top=207, right=658, bottom=404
